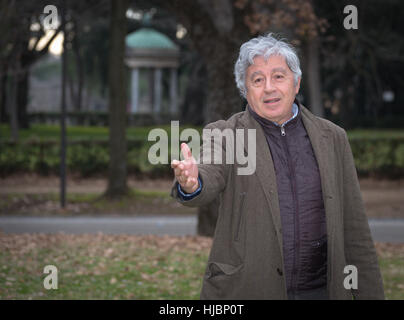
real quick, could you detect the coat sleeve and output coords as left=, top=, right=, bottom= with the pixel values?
left=341, top=131, right=385, bottom=299
left=170, top=121, right=230, bottom=207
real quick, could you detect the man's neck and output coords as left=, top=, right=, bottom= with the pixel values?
left=266, top=103, right=299, bottom=127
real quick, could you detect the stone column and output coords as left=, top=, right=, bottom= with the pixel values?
left=130, top=68, right=139, bottom=113
left=170, top=68, right=178, bottom=115
left=153, top=68, right=162, bottom=114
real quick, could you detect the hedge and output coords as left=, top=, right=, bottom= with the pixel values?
left=27, top=112, right=174, bottom=127
left=0, top=139, right=169, bottom=177
left=1, top=137, right=404, bottom=178
left=349, top=137, right=404, bottom=177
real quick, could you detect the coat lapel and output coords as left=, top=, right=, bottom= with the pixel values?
left=300, top=106, right=337, bottom=233
left=238, top=109, right=284, bottom=255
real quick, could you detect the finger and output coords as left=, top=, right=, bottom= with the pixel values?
left=171, top=160, right=180, bottom=168
left=183, top=158, right=194, bottom=169
left=173, top=166, right=184, bottom=177
left=184, top=176, right=198, bottom=189
left=181, top=143, right=192, bottom=160
left=185, top=177, right=196, bottom=187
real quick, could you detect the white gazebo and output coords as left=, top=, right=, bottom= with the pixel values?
left=125, top=28, right=180, bottom=120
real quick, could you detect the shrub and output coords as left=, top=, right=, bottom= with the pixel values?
left=395, top=144, right=404, bottom=169
left=67, top=143, right=109, bottom=176
left=1, top=136, right=404, bottom=178
left=350, top=138, right=404, bottom=177
left=0, top=139, right=172, bottom=178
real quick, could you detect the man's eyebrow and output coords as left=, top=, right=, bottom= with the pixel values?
left=250, top=71, right=264, bottom=79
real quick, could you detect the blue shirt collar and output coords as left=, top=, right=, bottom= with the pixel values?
left=270, top=103, right=299, bottom=127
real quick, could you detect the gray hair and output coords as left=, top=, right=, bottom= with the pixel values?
left=234, top=33, right=302, bottom=98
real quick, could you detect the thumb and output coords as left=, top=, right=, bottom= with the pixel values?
left=181, top=143, right=192, bottom=160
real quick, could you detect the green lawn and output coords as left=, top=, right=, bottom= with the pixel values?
left=0, top=189, right=196, bottom=216
left=0, top=234, right=403, bottom=300
left=0, top=234, right=210, bottom=300
left=0, top=124, right=202, bottom=141
left=347, top=129, right=404, bottom=139
left=2, top=124, right=404, bottom=141
left=380, top=257, right=404, bottom=300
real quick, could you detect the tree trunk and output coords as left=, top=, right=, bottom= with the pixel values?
left=196, top=37, right=245, bottom=236
left=0, top=67, right=7, bottom=123
left=305, top=37, right=324, bottom=118
left=16, top=67, right=29, bottom=129
left=181, top=56, right=206, bottom=125
left=67, top=69, right=76, bottom=113
left=10, top=70, right=19, bottom=142
left=158, top=0, right=249, bottom=236
left=73, top=20, right=84, bottom=112
left=105, top=0, right=129, bottom=197
left=204, top=38, right=244, bottom=122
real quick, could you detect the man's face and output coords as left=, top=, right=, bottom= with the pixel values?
left=245, top=55, right=301, bottom=125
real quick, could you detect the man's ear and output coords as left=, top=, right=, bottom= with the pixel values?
left=295, top=77, right=301, bottom=94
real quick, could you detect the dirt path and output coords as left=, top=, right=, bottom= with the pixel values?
left=0, top=174, right=173, bottom=194
left=1, top=174, right=404, bottom=219
left=360, top=178, right=404, bottom=218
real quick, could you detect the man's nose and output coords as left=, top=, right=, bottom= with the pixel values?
left=264, top=78, right=275, bottom=92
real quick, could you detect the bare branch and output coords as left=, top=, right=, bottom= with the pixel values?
left=37, top=23, right=63, bottom=56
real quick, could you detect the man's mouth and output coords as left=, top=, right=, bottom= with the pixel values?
left=263, top=98, right=281, bottom=104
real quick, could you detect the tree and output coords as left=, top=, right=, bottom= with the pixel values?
left=63, top=0, right=110, bottom=112
left=0, top=1, right=110, bottom=128
left=151, top=0, right=326, bottom=236
left=313, top=0, right=404, bottom=128
left=304, top=36, right=324, bottom=117
left=0, top=1, right=66, bottom=129
left=105, top=0, right=129, bottom=197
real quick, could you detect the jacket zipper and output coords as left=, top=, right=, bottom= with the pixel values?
left=280, top=125, right=300, bottom=296
left=235, top=192, right=246, bottom=241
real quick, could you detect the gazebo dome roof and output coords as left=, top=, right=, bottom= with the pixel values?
left=126, top=28, right=178, bottom=50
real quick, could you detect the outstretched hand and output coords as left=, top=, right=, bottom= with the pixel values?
left=171, top=143, right=199, bottom=194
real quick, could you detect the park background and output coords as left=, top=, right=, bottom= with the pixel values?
left=0, top=0, right=403, bottom=299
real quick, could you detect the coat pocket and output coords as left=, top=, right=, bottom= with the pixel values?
left=201, top=261, right=244, bottom=299
left=206, top=261, right=244, bottom=280
left=308, top=235, right=328, bottom=272
left=234, top=192, right=246, bottom=241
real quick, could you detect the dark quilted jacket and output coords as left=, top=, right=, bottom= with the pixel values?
left=249, top=104, right=327, bottom=297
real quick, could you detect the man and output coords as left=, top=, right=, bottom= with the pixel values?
left=170, top=33, right=384, bottom=300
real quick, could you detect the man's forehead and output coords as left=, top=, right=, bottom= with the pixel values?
left=248, top=54, right=289, bottom=72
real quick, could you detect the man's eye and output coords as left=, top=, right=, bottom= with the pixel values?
left=254, top=78, right=263, bottom=84
left=274, top=74, right=284, bottom=80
